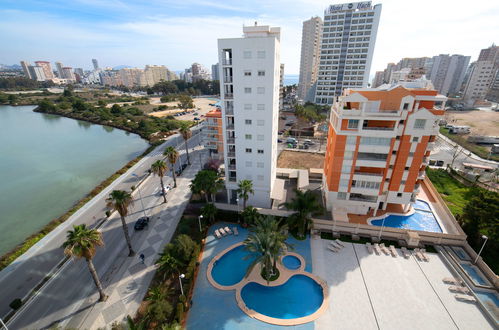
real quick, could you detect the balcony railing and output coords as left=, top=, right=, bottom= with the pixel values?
left=362, top=126, right=395, bottom=131
left=354, top=171, right=384, bottom=177
left=222, top=59, right=232, bottom=65
left=204, top=129, right=218, bottom=134
left=228, top=164, right=236, bottom=170
left=227, top=152, right=235, bottom=157
left=226, top=123, right=234, bottom=130
left=225, top=108, right=234, bottom=115
left=224, top=93, right=233, bottom=99
left=349, top=195, right=378, bottom=203
left=226, top=138, right=235, bottom=144
left=228, top=177, right=237, bottom=182
left=223, top=76, right=233, bottom=83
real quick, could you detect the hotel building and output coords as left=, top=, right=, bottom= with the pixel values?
left=298, top=16, right=323, bottom=102
left=217, top=24, right=281, bottom=208
left=34, top=61, right=54, bottom=80
left=322, top=83, right=446, bottom=217
left=314, top=2, right=382, bottom=104
left=428, top=54, right=470, bottom=96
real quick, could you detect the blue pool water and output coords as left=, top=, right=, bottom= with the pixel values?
left=211, top=245, right=256, bottom=286
left=283, top=255, right=301, bottom=270
left=370, top=200, right=442, bottom=233
left=461, top=263, right=489, bottom=286
left=413, top=199, right=432, bottom=211
left=241, top=275, right=323, bottom=319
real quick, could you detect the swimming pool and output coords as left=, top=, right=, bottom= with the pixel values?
left=282, top=255, right=301, bottom=270
left=211, top=245, right=256, bottom=286
left=240, top=275, right=323, bottom=319
left=461, top=263, right=489, bottom=286
left=370, top=200, right=443, bottom=233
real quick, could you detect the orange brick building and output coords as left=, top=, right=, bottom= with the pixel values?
left=323, top=83, right=446, bottom=217
left=204, top=108, right=224, bottom=156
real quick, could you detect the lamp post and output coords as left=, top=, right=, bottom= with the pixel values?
left=377, top=215, right=387, bottom=242
left=198, top=215, right=203, bottom=232
left=474, top=235, right=488, bottom=264
left=131, top=173, right=147, bottom=218
left=236, top=198, right=240, bottom=223
left=179, top=274, right=185, bottom=296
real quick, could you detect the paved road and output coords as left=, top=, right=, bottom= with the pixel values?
left=0, top=126, right=203, bottom=321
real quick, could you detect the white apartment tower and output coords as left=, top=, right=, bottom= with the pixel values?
left=315, top=2, right=382, bottom=104
left=463, top=45, right=499, bottom=106
left=298, top=16, right=323, bottom=102
left=218, top=24, right=281, bottom=208
left=428, top=54, right=470, bottom=96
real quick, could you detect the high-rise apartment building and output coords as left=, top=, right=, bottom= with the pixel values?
left=62, top=67, right=76, bottom=81
left=203, top=108, right=224, bottom=157
left=298, top=16, right=323, bottom=102
left=29, top=66, right=46, bottom=81
left=20, top=61, right=32, bottom=79
left=280, top=63, right=285, bottom=110
left=322, top=82, right=446, bottom=216
left=428, top=54, right=470, bottom=96
left=372, top=71, right=384, bottom=88
left=92, top=59, right=99, bottom=70
left=34, top=61, right=54, bottom=79
left=218, top=24, right=281, bottom=207
left=314, top=2, right=382, bottom=104
left=55, top=62, right=65, bottom=79
left=463, top=45, right=499, bottom=106
left=212, top=63, right=220, bottom=81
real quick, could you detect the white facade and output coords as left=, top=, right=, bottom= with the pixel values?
left=218, top=24, right=281, bottom=208
left=428, top=54, right=470, bottom=96
left=29, top=66, right=46, bottom=81
left=20, top=61, right=32, bottom=79
left=298, top=16, right=323, bottom=102
left=314, top=1, right=382, bottom=104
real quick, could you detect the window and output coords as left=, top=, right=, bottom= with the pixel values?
left=401, top=180, right=406, bottom=184
left=257, top=120, right=264, bottom=126
left=404, top=167, right=409, bottom=170
left=257, top=162, right=264, bottom=168
left=243, top=51, right=252, bottom=59
left=257, top=175, right=264, bottom=181
left=412, top=137, right=419, bottom=142
left=257, top=104, right=265, bottom=111
left=257, top=87, right=265, bottom=94
left=344, top=151, right=354, bottom=160
left=341, top=164, right=351, bottom=173
left=244, top=70, right=252, bottom=76
left=337, top=192, right=347, bottom=200
left=245, top=134, right=252, bottom=140
left=245, top=174, right=252, bottom=180
left=245, top=161, right=252, bottom=167
left=245, top=148, right=252, bottom=153
left=257, top=51, right=266, bottom=59
left=257, top=149, right=264, bottom=154
left=258, top=70, right=265, bottom=76
left=414, top=119, right=426, bottom=129
left=346, top=136, right=357, bottom=145
left=403, top=103, right=409, bottom=110
left=340, top=179, right=349, bottom=187
left=360, top=137, right=391, bottom=146
left=408, top=152, right=414, bottom=156
left=245, top=119, right=252, bottom=125
left=244, top=104, right=252, bottom=110
left=257, top=134, right=264, bottom=141
left=347, top=119, right=359, bottom=129
left=397, top=193, right=402, bottom=197
left=244, top=87, right=252, bottom=94
left=396, top=136, right=401, bottom=140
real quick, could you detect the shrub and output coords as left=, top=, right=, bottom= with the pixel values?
left=176, top=302, right=184, bottom=322
left=10, top=298, right=23, bottom=310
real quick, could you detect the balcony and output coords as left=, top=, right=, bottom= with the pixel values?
left=222, top=59, right=232, bottom=65
left=205, top=135, right=219, bottom=142
left=362, top=126, right=394, bottom=131
left=225, top=107, right=234, bottom=115
left=422, top=157, right=429, bottom=165
left=227, top=151, right=235, bottom=157
left=228, top=164, right=236, bottom=170
left=223, top=76, right=233, bottom=83
left=226, top=137, right=235, bottom=144
left=205, top=144, right=217, bottom=150
left=204, top=129, right=218, bottom=134
left=353, top=171, right=384, bottom=177
left=418, top=171, right=425, bottom=180
left=228, top=177, right=237, bottom=182
left=349, top=193, right=378, bottom=203
left=355, top=159, right=387, bottom=168
left=224, top=93, right=233, bottom=99
left=226, top=123, right=234, bottom=130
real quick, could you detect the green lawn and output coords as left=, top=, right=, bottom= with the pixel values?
left=426, top=168, right=469, bottom=216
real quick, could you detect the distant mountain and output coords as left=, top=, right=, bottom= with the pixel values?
left=112, top=65, right=131, bottom=70
left=0, top=64, right=22, bottom=70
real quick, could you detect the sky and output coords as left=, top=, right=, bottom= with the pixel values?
left=1, top=0, right=498, bottom=75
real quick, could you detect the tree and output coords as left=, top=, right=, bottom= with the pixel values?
left=462, top=188, right=499, bottom=246
left=241, top=206, right=260, bottom=227
left=156, top=252, right=179, bottom=281
left=106, top=190, right=135, bottom=256
left=111, top=103, right=122, bottom=115
left=179, top=124, right=192, bottom=165
left=237, top=180, right=254, bottom=209
left=163, top=146, right=179, bottom=188
left=62, top=224, right=108, bottom=301
left=285, top=190, right=323, bottom=239
left=190, top=170, right=223, bottom=203
left=201, top=203, right=217, bottom=224
left=177, top=94, right=194, bottom=109
left=151, top=160, right=168, bottom=203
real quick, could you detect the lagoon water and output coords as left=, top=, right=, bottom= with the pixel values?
left=0, top=105, right=149, bottom=255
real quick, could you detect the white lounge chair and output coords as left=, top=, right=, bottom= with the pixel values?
left=328, top=245, right=339, bottom=253
left=455, top=294, right=476, bottom=303
left=224, top=226, right=233, bottom=235
left=443, top=277, right=463, bottom=285
left=366, top=242, right=374, bottom=254
left=335, top=239, right=346, bottom=247
left=373, top=243, right=381, bottom=255
left=233, top=227, right=239, bottom=236
left=330, top=242, right=342, bottom=249
left=219, top=227, right=227, bottom=236
left=379, top=243, right=390, bottom=255
left=389, top=245, right=398, bottom=258
left=214, top=229, right=222, bottom=239
left=401, top=247, right=411, bottom=259
left=449, top=286, right=471, bottom=294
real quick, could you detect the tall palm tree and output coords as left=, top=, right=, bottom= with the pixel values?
left=164, top=146, right=179, bottom=188
left=179, top=124, right=192, bottom=165
left=107, top=190, right=135, bottom=256
left=151, top=160, right=168, bottom=203
left=201, top=202, right=217, bottom=224
left=241, top=206, right=260, bottom=227
left=237, top=179, right=254, bottom=209
left=285, top=189, right=323, bottom=239
left=244, top=230, right=275, bottom=283
left=156, top=252, right=180, bottom=281
left=62, top=224, right=108, bottom=301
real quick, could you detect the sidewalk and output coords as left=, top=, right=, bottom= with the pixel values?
left=438, top=133, right=498, bottom=166
left=66, top=147, right=208, bottom=329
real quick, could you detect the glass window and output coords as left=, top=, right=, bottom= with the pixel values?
left=245, top=119, right=252, bottom=125
left=337, top=192, right=347, bottom=200
left=244, top=87, right=252, bottom=94
left=245, top=134, right=252, bottom=140
left=257, top=87, right=265, bottom=94
left=414, top=119, right=426, bottom=129
left=257, top=149, right=264, bottom=154
left=257, top=120, right=264, bottom=126
left=341, top=164, right=351, bottom=173
left=339, top=179, right=349, bottom=187
left=257, top=51, right=265, bottom=59
left=257, top=104, right=265, bottom=111
left=244, top=104, right=252, bottom=110
left=258, top=70, right=265, bottom=76
left=344, top=151, right=354, bottom=160
left=245, top=148, right=252, bottom=153
left=244, top=70, right=251, bottom=76
left=257, top=162, right=264, bottom=168
left=346, top=136, right=357, bottom=145
left=257, top=134, right=264, bottom=141
left=243, top=51, right=252, bottom=59
left=347, top=119, right=359, bottom=129
left=360, top=137, right=391, bottom=146
left=412, top=137, right=419, bottom=142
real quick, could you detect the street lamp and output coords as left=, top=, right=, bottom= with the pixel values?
left=474, top=235, right=488, bottom=264
left=236, top=198, right=240, bottom=223
left=377, top=215, right=387, bottom=242
left=131, top=173, right=147, bottom=218
left=179, top=273, right=185, bottom=296
left=198, top=215, right=203, bottom=232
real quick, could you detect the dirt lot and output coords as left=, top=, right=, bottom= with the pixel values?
left=277, top=150, right=324, bottom=169
left=148, top=97, right=218, bottom=120
left=446, top=110, right=499, bottom=136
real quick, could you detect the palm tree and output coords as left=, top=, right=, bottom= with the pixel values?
left=237, top=179, right=254, bottom=209
left=156, top=252, right=180, bottom=281
left=244, top=230, right=274, bottom=282
left=106, top=190, right=135, bottom=256
left=190, top=170, right=223, bottom=203
left=164, top=146, right=179, bottom=188
left=241, top=206, right=260, bottom=227
left=151, top=160, right=168, bottom=203
left=285, top=189, right=323, bottom=239
left=62, top=224, right=107, bottom=302
left=179, top=124, right=192, bottom=165
left=201, top=203, right=217, bottom=224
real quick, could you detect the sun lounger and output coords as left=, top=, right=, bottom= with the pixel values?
left=330, top=242, right=342, bottom=249
left=328, top=245, right=339, bottom=253
left=379, top=243, right=390, bottom=255
left=455, top=294, right=476, bottom=303
left=214, top=229, right=222, bottom=239
left=420, top=248, right=430, bottom=262
left=389, top=245, right=398, bottom=258
left=366, top=242, right=374, bottom=254
left=449, top=286, right=470, bottom=294
left=373, top=243, right=381, bottom=255
left=335, top=239, right=346, bottom=247
left=443, top=277, right=463, bottom=285
left=219, top=227, right=227, bottom=236
left=224, top=226, right=233, bottom=235
left=401, top=247, right=411, bottom=259
left=233, top=227, right=239, bottom=236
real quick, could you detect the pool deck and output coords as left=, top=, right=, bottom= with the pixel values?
left=312, top=237, right=496, bottom=330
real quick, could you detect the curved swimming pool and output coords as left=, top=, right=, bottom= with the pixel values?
left=282, top=255, right=301, bottom=270
left=211, top=245, right=256, bottom=286
left=240, top=275, right=323, bottom=319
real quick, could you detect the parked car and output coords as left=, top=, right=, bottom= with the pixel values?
left=286, top=137, right=298, bottom=144
left=277, top=138, right=283, bottom=143
left=134, top=216, right=150, bottom=230
left=303, top=139, right=315, bottom=145
left=194, top=117, right=200, bottom=121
